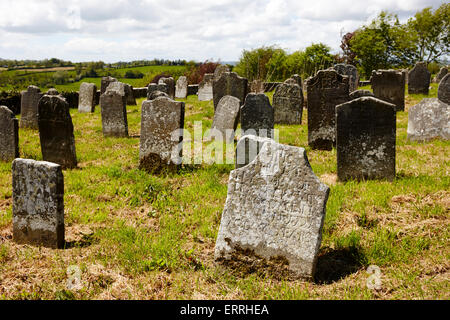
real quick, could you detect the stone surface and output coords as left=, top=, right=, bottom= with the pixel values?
left=213, top=72, right=248, bottom=111
left=187, top=84, right=198, bottom=96
left=106, top=81, right=136, bottom=105
left=336, top=97, right=396, bottom=181
left=438, top=73, right=450, bottom=105
left=211, top=95, right=241, bottom=143
left=12, top=158, right=65, bottom=248
left=334, top=64, right=359, bottom=92
left=20, top=85, right=43, bottom=129
left=100, top=90, right=128, bottom=137
left=37, top=95, right=77, bottom=169
left=101, top=76, right=117, bottom=94
left=46, top=88, right=59, bottom=95
left=78, top=82, right=97, bottom=113
left=198, top=73, right=214, bottom=101
left=371, top=69, right=405, bottom=112
left=215, top=137, right=330, bottom=279
left=408, top=62, right=431, bottom=94
left=249, top=79, right=265, bottom=93
left=306, top=69, right=349, bottom=150
left=214, top=64, right=230, bottom=81
left=433, top=67, right=448, bottom=83
left=240, top=93, right=274, bottom=138
left=147, top=83, right=168, bottom=100
left=407, top=98, right=450, bottom=142
left=148, top=90, right=168, bottom=100
left=158, top=77, right=175, bottom=99
left=349, top=89, right=374, bottom=100
left=0, top=105, right=19, bottom=161
left=175, top=76, right=188, bottom=99
left=139, top=96, right=185, bottom=173
left=273, top=82, right=303, bottom=124
left=235, top=134, right=271, bottom=169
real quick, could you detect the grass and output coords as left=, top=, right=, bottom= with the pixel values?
left=0, top=83, right=448, bottom=300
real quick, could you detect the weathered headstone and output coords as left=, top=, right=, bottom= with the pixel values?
left=147, top=83, right=168, bottom=100
left=273, top=82, right=303, bottom=124
left=139, top=96, right=185, bottom=173
left=433, top=67, right=448, bottom=83
left=106, top=81, right=136, bottom=105
left=213, top=72, right=248, bottom=111
left=148, top=90, right=168, bottom=100
left=235, top=134, right=270, bottom=169
left=198, top=73, right=214, bottom=101
left=175, top=76, right=188, bottom=99
left=336, top=97, right=396, bottom=181
left=213, top=64, right=230, bottom=81
left=215, top=137, right=330, bottom=279
left=187, top=84, right=198, bottom=96
left=306, top=69, right=349, bottom=150
left=158, top=77, right=175, bottom=99
left=407, top=98, right=450, bottom=142
left=101, top=76, right=117, bottom=94
left=100, top=89, right=128, bottom=137
left=78, top=82, right=97, bottom=113
left=371, top=69, right=405, bottom=112
left=334, top=64, right=359, bottom=92
left=20, top=85, right=43, bottom=129
left=46, top=88, right=59, bottom=96
left=240, top=93, right=274, bottom=138
left=12, top=158, right=65, bottom=248
left=0, top=106, right=19, bottom=161
left=349, top=89, right=374, bottom=100
left=211, top=95, right=240, bottom=143
left=408, top=62, right=431, bottom=94
left=37, top=95, right=77, bottom=169
left=438, top=73, right=450, bottom=105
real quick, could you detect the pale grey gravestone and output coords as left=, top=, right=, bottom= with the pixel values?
left=240, top=93, right=274, bottom=138
left=46, top=88, right=59, bottom=95
left=336, top=97, right=396, bottom=181
left=407, top=98, right=450, bottom=142
left=371, top=69, right=405, bottom=112
left=12, top=158, right=65, bottom=248
left=334, top=64, right=359, bottom=92
left=273, top=82, right=303, bottom=124
left=306, top=69, right=349, bottom=150
left=100, top=76, right=117, bottom=94
left=147, top=83, right=168, bottom=100
left=158, top=77, right=175, bottom=99
left=0, top=105, right=19, bottom=162
left=215, top=137, right=330, bottom=279
left=100, top=89, right=128, bottom=137
left=20, top=85, right=43, bottom=129
left=408, top=62, right=431, bottom=95
left=213, top=72, right=248, bottom=111
left=210, top=95, right=240, bottom=143
left=249, top=79, right=265, bottom=94
left=106, top=81, right=136, bottom=106
left=187, top=84, right=198, bottom=96
left=37, top=95, right=77, bottom=169
left=213, top=64, right=230, bottom=81
left=139, top=96, right=185, bottom=173
left=433, top=67, right=448, bottom=83
left=78, top=82, right=97, bottom=113
left=198, top=73, right=214, bottom=101
left=438, top=73, right=450, bottom=105
left=175, top=76, right=188, bottom=99
left=349, top=89, right=374, bottom=100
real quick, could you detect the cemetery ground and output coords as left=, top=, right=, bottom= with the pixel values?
left=0, top=84, right=448, bottom=300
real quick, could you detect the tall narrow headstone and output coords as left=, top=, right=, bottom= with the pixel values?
left=273, top=82, right=303, bottom=124
left=334, top=63, right=359, bottom=92
left=0, top=106, right=19, bottom=161
left=78, top=82, right=97, bottom=113
left=438, top=73, right=450, bottom=105
left=198, top=73, right=214, bottom=101
left=20, top=85, right=43, bottom=129
left=211, top=95, right=240, bottom=143
left=371, top=69, right=405, bottom=112
left=240, top=93, right=274, bottom=138
left=158, top=77, right=175, bottom=99
left=213, top=72, right=248, bottom=111
left=100, top=89, right=128, bottom=137
left=101, top=76, right=117, bottom=94
left=408, top=62, right=431, bottom=95
left=175, top=76, right=188, bottom=99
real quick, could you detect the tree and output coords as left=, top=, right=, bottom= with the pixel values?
left=233, top=46, right=283, bottom=81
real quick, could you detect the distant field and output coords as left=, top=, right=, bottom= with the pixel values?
left=12, top=66, right=75, bottom=72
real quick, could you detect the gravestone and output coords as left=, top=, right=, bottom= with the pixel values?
left=408, top=62, right=431, bottom=94
left=175, top=76, right=188, bottom=99
left=106, top=81, right=136, bottom=105
left=187, top=84, right=199, bottom=96
left=37, top=95, right=77, bottom=169
left=433, top=67, right=448, bottom=83
left=12, top=158, right=65, bottom=248
left=235, top=134, right=271, bottom=169
left=0, top=106, right=19, bottom=161
left=438, top=73, right=450, bottom=105
left=371, top=69, right=405, bottom=112
left=214, top=64, right=230, bottom=81
left=291, top=74, right=302, bottom=88
left=240, top=93, right=274, bottom=138
left=306, top=69, right=349, bottom=150
left=148, top=90, right=168, bottom=100
left=407, top=98, right=450, bottom=142
left=273, top=82, right=303, bottom=124
left=47, top=88, right=59, bottom=96
left=139, top=96, right=185, bottom=173
left=158, top=77, right=175, bottom=99
left=334, top=64, right=359, bottom=92
left=211, top=95, right=240, bottom=143
left=198, top=73, right=214, bottom=101
left=20, top=85, right=43, bottom=129
left=349, top=89, right=374, bottom=100
left=213, top=72, right=248, bottom=111
left=147, top=83, right=168, bottom=100
left=100, top=89, right=128, bottom=137
left=336, top=97, right=396, bottom=181
left=78, top=82, right=97, bottom=113
left=250, top=79, right=265, bottom=93
left=215, top=137, right=330, bottom=279
left=101, top=76, right=117, bottom=94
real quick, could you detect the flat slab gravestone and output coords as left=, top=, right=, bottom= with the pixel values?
left=336, top=97, right=396, bottom=181
left=101, top=76, right=118, bottom=94
left=371, top=69, right=405, bottom=112
left=78, top=82, right=97, bottom=113
left=215, top=137, right=330, bottom=279
left=100, top=89, right=128, bottom=137
left=12, top=158, right=65, bottom=248
left=211, top=95, right=240, bottom=143
left=438, top=73, right=450, bottom=105
left=198, top=73, right=214, bottom=101
left=0, top=105, right=19, bottom=161
left=240, top=93, right=274, bottom=138
left=175, top=76, right=188, bottom=99
left=139, top=96, right=185, bottom=173
left=37, top=95, right=77, bottom=169
left=407, top=98, right=450, bottom=142
left=213, top=72, right=248, bottom=111
left=334, top=64, right=359, bottom=92
left=273, top=82, right=303, bottom=124
left=408, top=62, right=431, bottom=95
left=20, top=85, right=43, bottom=129
left=159, top=77, right=175, bottom=99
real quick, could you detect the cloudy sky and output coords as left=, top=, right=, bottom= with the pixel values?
left=0, top=0, right=445, bottom=63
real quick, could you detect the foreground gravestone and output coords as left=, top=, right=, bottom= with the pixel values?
left=211, top=95, right=240, bottom=143
left=139, top=96, right=185, bottom=173
left=334, top=64, right=359, bottom=92
left=273, top=82, right=303, bottom=124
left=198, top=73, right=214, bottom=101
left=213, top=72, right=248, bottom=111
left=20, top=85, right=43, bottom=129
left=438, top=73, right=450, bottom=105
left=336, top=97, right=396, bottom=181
left=349, top=89, right=374, bottom=100
left=147, top=83, right=168, bottom=100
left=306, top=69, right=349, bottom=150
left=12, top=158, right=65, bottom=248
left=175, top=76, right=188, bottom=99
left=433, top=67, right=448, bottom=83
left=101, top=76, right=117, bottom=94
left=408, top=62, right=431, bottom=95
left=215, top=137, right=330, bottom=279
left=240, top=93, right=274, bottom=138
left=407, top=98, right=450, bottom=142
left=159, top=77, right=175, bottom=99
left=78, top=82, right=97, bottom=113
left=235, top=134, right=270, bottom=169
left=100, top=89, right=128, bottom=137
left=214, top=64, right=230, bottom=81
left=37, top=95, right=77, bottom=169
left=0, top=106, right=19, bottom=161
left=371, top=69, right=405, bottom=112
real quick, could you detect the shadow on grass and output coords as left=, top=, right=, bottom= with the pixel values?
left=64, top=233, right=96, bottom=249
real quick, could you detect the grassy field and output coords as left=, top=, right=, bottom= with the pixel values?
left=0, top=84, right=448, bottom=300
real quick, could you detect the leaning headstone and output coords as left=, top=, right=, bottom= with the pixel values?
left=175, top=76, right=188, bottom=99
left=213, top=64, right=230, bottom=81
left=408, top=62, right=431, bottom=95
left=100, top=89, right=128, bottom=137
left=349, top=89, right=374, bottom=100
left=20, top=85, right=43, bottom=129
left=215, top=137, right=330, bottom=279
left=240, top=93, right=274, bottom=138
left=78, top=82, right=97, bottom=113
left=187, top=84, right=198, bottom=96
left=433, top=67, right=448, bottom=83
left=12, top=158, right=65, bottom=249
left=273, top=82, right=303, bottom=124
left=46, top=88, right=59, bottom=96
left=37, top=95, right=77, bottom=169
left=101, top=76, right=117, bottom=94
left=211, top=95, right=240, bottom=143
left=139, top=96, right=185, bottom=173
left=334, top=64, right=359, bottom=92
left=213, top=72, right=248, bottom=111
left=407, top=98, right=450, bottom=142
left=306, top=69, right=349, bottom=150
left=158, top=77, right=175, bottom=99
left=371, top=69, right=405, bottom=112
left=336, top=97, right=396, bottom=181
left=0, top=105, right=19, bottom=161
left=198, top=73, right=214, bottom=101
left=438, top=73, right=450, bottom=105
left=147, top=83, right=168, bottom=100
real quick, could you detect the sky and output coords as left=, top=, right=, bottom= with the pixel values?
left=0, top=0, right=445, bottom=63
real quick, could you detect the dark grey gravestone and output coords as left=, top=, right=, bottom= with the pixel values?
left=158, top=77, right=175, bottom=99
left=198, top=73, right=214, bottom=101
left=0, top=105, right=19, bottom=161
left=101, top=76, right=118, bottom=94
left=334, top=64, right=359, bottom=92
left=100, top=89, right=128, bottom=137
left=273, top=82, right=303, bottom=124
left=175, top=76, right=188, bottom=99
left=371, top=69, right=405, bottom=112
left=240, top=93, right=274, bottom=138
left=20, top=85, right=43, bottom=129
left=211, top=95, right=240, bottom=143
left=349, top=89, right=374, bottom=100
left=187, top=84, right=199, bottom=96
left=213, top=72, right=248, bottom=111
left=438, top=73, right=450, bottom=105
left=408, top=62, right=431, bottom=94
left=78, top=82, right=97, bottom=113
